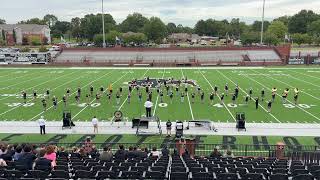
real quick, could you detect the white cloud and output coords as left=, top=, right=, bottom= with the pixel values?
left=0, top=0, right=319, bottom=27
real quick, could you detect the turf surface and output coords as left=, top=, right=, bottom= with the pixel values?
left=0, top=67, right=320, bottom=123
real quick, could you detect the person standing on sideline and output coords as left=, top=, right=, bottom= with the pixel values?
left=92, top=116, right=98, bottom=133
left=144, top=99, right=153, bottom=118
left=38, top=116, right=46, bottom=135
left=166, top=120, right=172, bottom=137
left=255, top=97, right=259, bottom=110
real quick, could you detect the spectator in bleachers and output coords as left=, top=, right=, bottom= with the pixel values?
left=210, top=147, right=222, bottom=158
left=151, top=147, right=160, bottom=157
left=115, top=144, right=127, bottom=162
left=99, top=146, right=113, bottom=161
left=127, top=146, right=136, bottom=159
left=44, top=145, right=57, bottom=167
left=57, top=146, right=69, bottom=158
left=0, top=159, right=7, bottom=167
left=35, top=149, right=52, bottom=171
left=84, top=136, right=93, bottom=154
left=13, top=145, right=23, bottom=161
left=89, top=145, right=99, bottom=158
left=70, top=147, right=80, bottom=158
left=139, top=147, right=148, bottom=158
left=133, top=147, right=140, bottom=158
left=79, top=148, right=87, bottom=158
left=16, top=144, right=37, bottom=170
left=0, top=143, right=7, bottom=155
left=161, top=146, right=170, bottom=157
left=224, top=149, right=234, bottom=158
left=1, top=144, right=14, bottom=161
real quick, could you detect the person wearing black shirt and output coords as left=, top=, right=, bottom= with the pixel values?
left=129, top=85, right=132, bottom=92
left=148, top=92, right=152, bottom=102
left=169, top=92, right=173, bottom=104
left=52, top=96, right=57, bottom=110
left=166, top=85, right=170, bottom=96
left=16, top=145, right=36, bottom=170
left=62, top=95, right=67, bottom=107
left=214, top=85, right=218, bottom=95
left=138, top=91, right=142, bottom=103
left=119, top=87, right=123, bottom=94
left=166, top=120, right=172, bottom=136
left=249, top=88, right=253, bottom=98
left=33, top=90, right=37, bottom=100
left=114, top=145, right=127, bottom=162
left=34, top=149, right=52, bottom=172
left=191, top=92, right=195, bottom=104
left=100, top=86, right=104, bottom=93
left=235, top=87, right=239, bottom=99
left=77, top=87, right=81, bottom=97
left=22, top=91, right=27, bottom=104
left=46, top=89, right=50, bottom=99
left=90, top=85, right=94, bottom=97
left=267, top=100, right=272, bottom=113
left=245, top=95, right=249, bottom=105
left=261, top=88, right=265, bottom=101
left=232, top=94, right=236, bottom=105
left=107, top=93, right=112, bottom=104
left=184, top=86, right=188, bottom=93
left=41, top=98, right=47, bottom=111
left=75, top=94, right=80, bottom=104
left=255, top=97, right=259, bottom=110
left=210, top=92, right=214, bottom=105
left=66, top=88, right=70, bottom=97
left=181, top=92, right=185, bottom=103
left=127, top=93, right=131, bottom=104
left=86, top=94, right=90, bottom=105
left=160, top=91, right=164, bottom=103
left=200, top=91, right=204, bottom=104
left=175, top=85, right=179, bottom=96
left=224, top=83, right=229, bottom=96
left=96, top=93, right=101, bottom=103
left=116, top=92, right=121, bottom=105
left=146, top=86, right=149, bottom=94
left=220, top=94, right=225, bottom=105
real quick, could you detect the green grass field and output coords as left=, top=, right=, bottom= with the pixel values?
left=0, top=67, right=319, bottom=123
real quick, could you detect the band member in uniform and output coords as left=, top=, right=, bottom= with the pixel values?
left=62, top=95, right=67, bottom=107
left=146, top=86, right=149, bottom=94
left=181, top=92, right=185, bottom=103
left=127, top=92, right=131, bottom=104
left=148, top=91, right=153, bottom=102
left=234, top=86, right=239, bottom=99
left=184, top=85, right=188, bottom=93
left=33, top=90, right=37, bottom=100
left=245, top=95, right=249, bottom=104
left=41, top=98, right=47, bottom=111
left=160, top=90, right=164, bottom=103
left=267, top=100, right=272, bottom=113
left=282, top=88, right=289, bottom=104
left=191, top=92, right=195, bottom=104
left=128, top=85, right=132, bottom=93
left=100, top=86, right=104, bottom=94
left=166, top=85, right=170, bottom=96
left=46, top=89, right=50, bottom=99
left=294, top=88, right=299, bottom=105
left=255, top=97, right=259, bottom=110
left=86, top=94, right=90, bottom=105
left=214, top=85, right=218, bottom=95
left=66, top=88, right=71, bottom=97
left=209, top=92, right=214, bottom=105
left=261, top=88, right=265, bottom=102
left=220, top=93, right=225, bottom=105
left=169, top=91, right=174, bottom=104
left=249, top=88, right=253, bottom=98
left=52, top=96, right=57, bottom=110
left=166, top=120, right=172, bottom=137
left=200, top=91, right=205, bottom=104
left=77, top=86, right=81, bottom=97
left=108, top=84, right=113, bottom=94
left=197, top=86, right=201, bottom=95
left=119, top=87, right=123, bottom=94
left=107, top=93, right=112, bottom=104
left=90, top=85, right=94, bottom=97
left=138, top=91, right=142, bottom=103
left=96, top=93, right=101, bottom=103
left=176, top=85, right=180, bottom=96
left=22, top=91, right=27, bottom=104
left=224, top=83, right=229, bottom=96
left=75, top=94, right=80, bottom=104
left=232, top=93, right=236, bottom=105
left=271, top=87, right=277, bottom=102
left=116, top=91, right=121, bottom=105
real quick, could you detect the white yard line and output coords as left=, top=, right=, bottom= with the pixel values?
left=200, top=70, right=236, bottom=121
left=251, top=69, right=320, bottom=101
left=152, top=69, right=165, bottom=117
left=0, top=69, right=47, bottom=83
left=288, top=69, right=320, bottom=81
left=72, top=73, right=128, bottom=120
left=28, top=70, right=115, bottom=121
left=0, top=74, right=84, bottom=116
left=180, top=69, right=195, bottom=121
left=217, top=70, right=281, bottom=123
left=111, top=69, right=150, bottom=121
left=0, top=71, right=77, bottom=101
left=244, top=72, right=320, bottom=122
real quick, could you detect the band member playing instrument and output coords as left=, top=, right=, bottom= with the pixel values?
left=294, top=88, right=299, bottom=105
left=271, top=87, right=277, bottom=102
left=52, top=96, right=57, bottom=110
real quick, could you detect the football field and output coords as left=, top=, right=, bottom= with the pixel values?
left=0, top=67, right=320, bottom=124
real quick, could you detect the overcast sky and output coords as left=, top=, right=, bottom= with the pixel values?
left=1, top=0, right=320, bottom=27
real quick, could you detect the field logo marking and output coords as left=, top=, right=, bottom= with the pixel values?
left=158, top=103, right=168, bottom=108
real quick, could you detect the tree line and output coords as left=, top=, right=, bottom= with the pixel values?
left=0, top=9, right=320, bottom=46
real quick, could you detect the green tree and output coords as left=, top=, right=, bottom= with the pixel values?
left=166, top=23, right=177, bottom=34
left=120, top=13, right=149, bottom=33
left=43, top=14, right=58, bottom=28
left=122, top=32, right=147, bottom=44
left=308, top=20, right=320, bottom=37
left=51, top=21, right=71, bottom=38
left=251, top=21, right=270, bottom=32
left=273, top=16, right=290, bottom=26
left=71, top=17, right=81, bottom=39
left=106, top=30, right=122, bottom=44
left=266, top=21, right=288, bottom=39
left=18, top=18, right=46, bottom=25
left=0, top=18, right=5, bottom=24
left=264, top=32, right=280, bottom=45
left=1, top=30, right=5, bottom=41
left=143, top=17, right=167, bottom=43
left=240, top=31, right=260, bottom=45
left=194, top=20, right=208, bottom=36
left=12, top=29, right=16, bottom=44
left=80, top=14, right=116, bottom=40
left=291, top=33, right=312, bottom=46
left=288, top=10, right=320, bottom=33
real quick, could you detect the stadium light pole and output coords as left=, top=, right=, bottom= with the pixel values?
left=260, top=0, right=266, bottom=45
left=102, top=0, right=106, bottom=48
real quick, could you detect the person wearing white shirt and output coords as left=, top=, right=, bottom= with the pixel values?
left=92, top=116, right=98, bottom=133
left=144, top=99, right=153, bottom=118
left=38, top=116, right=46, bottom=135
